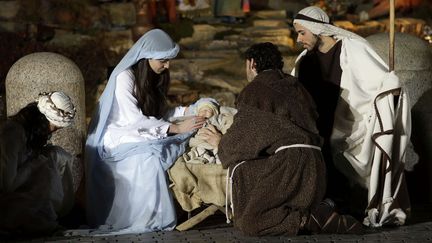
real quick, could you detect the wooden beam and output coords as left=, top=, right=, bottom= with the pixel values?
left=176, top=205, right=220, bottom=231
left=389, top=0, right=395, bottom=71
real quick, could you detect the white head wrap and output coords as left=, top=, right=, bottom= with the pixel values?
left=293, top=6, right=363, bottom=40
left=37, top=91, right=76, bottom=128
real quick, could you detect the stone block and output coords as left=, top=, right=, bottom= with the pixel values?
left=252, top=10, right=286, bottom=19
left=48, top=30, right=93, bottom=48
left=180, top=24, right=230, bottom=45
left=181, top=50, right=239, bottom=59
left=101, top=30, right=134, bottom=65
left=253, top=19, right=288, bottom=28
left=243, top=26, right=291, bottom=37
left=5, top=52, right=86, bottom=190
left=200, top=40, right=238, bottom=50
left=102, top=2, right=136, bottom=27
left=334, top=20, right=357, bottom=33
left=367, top=33, right=432, bottom=104
left=378, top=18, right=426, bottom=37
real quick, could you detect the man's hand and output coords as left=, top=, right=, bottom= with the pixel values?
left=198, top=124, right=222, bottom=148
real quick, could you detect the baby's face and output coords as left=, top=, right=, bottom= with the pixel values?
left=198, top=107, right=214, bottom=119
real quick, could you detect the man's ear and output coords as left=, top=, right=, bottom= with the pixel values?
left=250, top=58, right=257, bottom=73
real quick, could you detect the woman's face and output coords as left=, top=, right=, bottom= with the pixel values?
left=149, top=59, right=170, bottom=74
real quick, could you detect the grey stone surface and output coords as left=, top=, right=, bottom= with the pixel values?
left=366, top=33, right=432, bottom=106
left=48, top=31, right=93, bottom=48
left=253, top=19, right=288, bottom=28
left=252, top=10, right=287, bottom=19
left=179, top=24, right=231, bottom=48
left=5, top=52, right=86, bottom=190
left=181, top=49, right=239, bottom=59
left=23, top=220, right=432, bottom=243
left=202, top=40, right=238, bottom=50
left=102, top=30, right=134, bottom=65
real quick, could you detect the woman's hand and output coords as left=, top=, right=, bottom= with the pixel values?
left=168, top=116, right=206, bottom=134
left=197, top=124, right=222, bottom=148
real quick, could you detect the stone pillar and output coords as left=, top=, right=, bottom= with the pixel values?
left=5, top=52, right=86, bottom=191
left=367, top=33, right=432, bottom=203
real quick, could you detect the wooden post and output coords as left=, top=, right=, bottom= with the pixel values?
left=176, top=205, right=220, bottom=231
left=389, top=0, right=395, bottom=72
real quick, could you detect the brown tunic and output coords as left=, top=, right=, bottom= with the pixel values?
left=297, top=41, right=349, bottom=203
left=218, top=70, right=326, bottom=236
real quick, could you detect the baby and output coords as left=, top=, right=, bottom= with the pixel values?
left=182, top=98, right=236, bottom=164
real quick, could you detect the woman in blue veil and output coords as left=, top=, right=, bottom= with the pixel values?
left=84, top=29, right=206, bottom=234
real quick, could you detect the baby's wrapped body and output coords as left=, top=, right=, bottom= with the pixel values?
left=183, top=106, right=236, bottom=164
left=168, top=103, right=236, bottom=213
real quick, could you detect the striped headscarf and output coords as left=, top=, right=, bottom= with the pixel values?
left=37, top=91, right=75, bottom=127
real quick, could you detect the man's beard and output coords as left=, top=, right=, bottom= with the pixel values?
left=311, top=35, right=321, bottom=51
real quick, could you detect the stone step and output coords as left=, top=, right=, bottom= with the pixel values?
left=253, top=19, right=289, bottom=28
left=252, top=10, right=287, bottom=19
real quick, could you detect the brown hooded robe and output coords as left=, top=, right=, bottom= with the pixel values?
left=218, top=70, right=326, bottom=236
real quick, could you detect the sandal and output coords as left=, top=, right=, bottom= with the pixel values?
left=306, top=199, right=364, bottom=234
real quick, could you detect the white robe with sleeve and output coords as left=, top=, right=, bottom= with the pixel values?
left=86, top=69, right=188, bottom=234
left=103, top=69, right=185, bottom=151
left=85, top=29, right=193, bottom=235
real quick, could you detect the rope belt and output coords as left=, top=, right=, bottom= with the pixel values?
left=225, top=144, right=322, bottom=223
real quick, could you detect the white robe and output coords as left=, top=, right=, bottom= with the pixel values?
left=292, top=37, right=411, bottom=227
left=86, top=69, right=187, bottom=234
left=84, top=29, right=190, bottom=235
left=103, top=69, right=185, bottom=151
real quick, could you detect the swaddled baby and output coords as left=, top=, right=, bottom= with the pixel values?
left=183, top=99, right=236, bottom=164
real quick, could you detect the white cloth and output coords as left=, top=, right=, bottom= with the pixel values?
left=37, top=91, right=75, bottom=128
left=293, top=6, right=363, bottom=40
left=182, top=106, right=237, bottom=164
left=291, top=29, right=411, bottom=227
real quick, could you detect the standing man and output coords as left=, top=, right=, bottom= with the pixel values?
left=291, top=6, right=411, bottom=227
left=200, top=42, right=362, bottom=236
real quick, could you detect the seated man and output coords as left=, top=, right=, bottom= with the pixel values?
left=0, top=91, right=77, bottom=235
left=199, top=42, right=363, bottom=236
